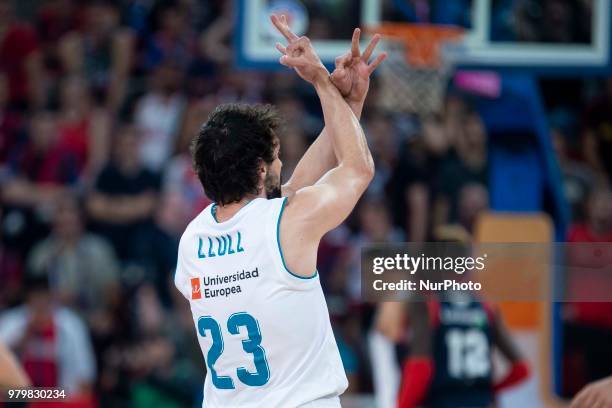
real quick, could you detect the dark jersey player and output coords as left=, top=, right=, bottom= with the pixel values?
left=398, top=296, right=530, bottom=408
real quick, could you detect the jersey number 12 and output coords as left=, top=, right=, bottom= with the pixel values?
left=445, top=328, right=490, bottom=379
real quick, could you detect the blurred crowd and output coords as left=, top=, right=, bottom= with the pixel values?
left=0, top=0, right=611, bottom=406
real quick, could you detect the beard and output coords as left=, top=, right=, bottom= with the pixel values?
left=264, top=170, right=282, bottom=199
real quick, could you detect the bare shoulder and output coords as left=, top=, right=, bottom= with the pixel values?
left=283, top=184, right=328, bottom=221
left=281, top=183, right=342, bottom=237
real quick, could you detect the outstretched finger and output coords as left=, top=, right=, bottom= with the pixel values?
left=362, top=33, right=381, bottom=61
left=275, top=42, right=287, bottom=54
left=351, top=28, right=361, bottom=58
left=367, top=52, right=387, bottom=74
left=270, top=14, right=298, bottom=42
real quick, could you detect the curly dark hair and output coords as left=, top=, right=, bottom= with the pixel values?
left=191, top=103, right=280, bottom=205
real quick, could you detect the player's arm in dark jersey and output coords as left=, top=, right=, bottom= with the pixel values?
left=281, top=26, right=385, bottom=198
left=489, top=307, right=530, bottom=393
left=398, top=302, right=435, bottom=408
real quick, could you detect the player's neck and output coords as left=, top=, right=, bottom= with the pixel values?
left=214, top=194, right=260, bottom=222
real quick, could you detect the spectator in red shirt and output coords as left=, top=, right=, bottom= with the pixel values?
left=564, top=185, right=612, bottom=396
left=0, top=0, right=46, bottom=109
left=568, top=186, right=612, bottom=243
left=0, top=275, right=96, bottom=395
left=0, top=71, right=25, bottom=165
left=57, top=76, right=110, bottom=183
left=4, top=111, right=78, bottom=191
left=1, top=111, right=77, bottom=260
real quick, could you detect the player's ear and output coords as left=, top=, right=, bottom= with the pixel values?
left=259, top=159, right=267, bottom=175
left=258, top=159, right=267, bottom=183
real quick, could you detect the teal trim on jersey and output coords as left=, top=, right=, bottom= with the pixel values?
left=276, top=197, right=318, bottom=280
left=211, top=199, right=257, bottom=224
left=211, top=204, right=219, bottom=223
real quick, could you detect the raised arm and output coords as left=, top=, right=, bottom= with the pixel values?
left=270, top=14, right=379, bottom=277
left=279, top=18, right=386, bottom=197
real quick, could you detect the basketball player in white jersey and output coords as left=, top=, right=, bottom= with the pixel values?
left=174, top=14, right=386, bottom=407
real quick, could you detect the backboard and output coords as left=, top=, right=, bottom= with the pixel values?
left=235, top=0, right=381, bottom=69
left=235, top=0, right=612, bottom=74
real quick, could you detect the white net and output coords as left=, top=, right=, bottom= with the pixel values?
left=376, top=37, right=456, bottom=116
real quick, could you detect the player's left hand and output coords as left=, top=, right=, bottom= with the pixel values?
left=570, top=376, right=612, bottom=408
left=271, top=14, right=329, bottom=85
left=330, top=28, right=387, bottom=104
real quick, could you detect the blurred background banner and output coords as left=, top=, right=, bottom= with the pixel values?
left=0, top=0, right=611, bottom=407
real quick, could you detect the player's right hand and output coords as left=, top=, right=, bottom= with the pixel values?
left=570, top=376, right=612, bottom=408
left=271, top=14, right=329, bottom=85
left=330, top=28, right=386, bottom=104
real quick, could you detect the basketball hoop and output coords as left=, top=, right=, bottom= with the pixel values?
left=368, top=23, right=465, bottom=116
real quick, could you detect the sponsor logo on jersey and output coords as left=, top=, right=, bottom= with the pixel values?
left=191, top=277, right=202, bottom=300
left=190, top=268, right=260, bottom=300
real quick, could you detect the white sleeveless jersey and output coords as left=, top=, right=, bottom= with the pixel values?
left=174, top=197, right=348, bottom=407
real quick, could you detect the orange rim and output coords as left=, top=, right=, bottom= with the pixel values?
left=367, top=23, right=465, bottom=67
